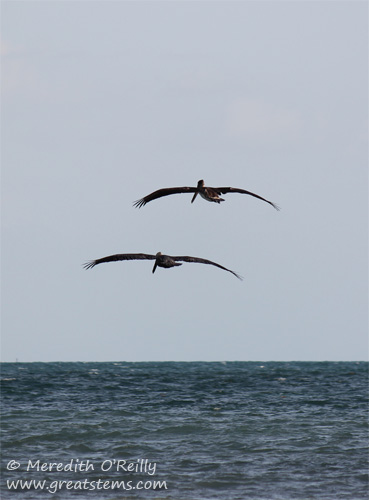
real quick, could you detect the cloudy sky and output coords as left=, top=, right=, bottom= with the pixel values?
left=2, top=1, right=367, bottom=362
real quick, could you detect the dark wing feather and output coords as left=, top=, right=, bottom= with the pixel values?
left=83, top=253, right=155, bottom=270
left=214, top=187, right=280, bottom=210
left=133, top=186, right=197, bottom=208
left=172, top=255, right=243, bottom=280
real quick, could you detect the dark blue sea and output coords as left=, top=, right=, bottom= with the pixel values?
left=1, top=362, right=368, bottom=499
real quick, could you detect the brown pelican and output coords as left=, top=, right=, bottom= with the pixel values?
left=133, top=179, right=279, bottom=210
left=83, top=251, right=242, bottom=280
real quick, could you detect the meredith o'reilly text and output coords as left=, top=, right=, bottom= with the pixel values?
left=26, top=459, right=157, bottom=475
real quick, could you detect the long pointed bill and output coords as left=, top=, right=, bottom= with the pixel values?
left=152, top=261, right=158, bottom=273
left=191, top=192, right=198, bottom=203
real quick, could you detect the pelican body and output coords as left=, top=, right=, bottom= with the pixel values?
left=134, top=179, right=279, bottom=210
left=152, top=252, right=182, bottom=273
left=83, top=251, right=242, bottom=280
left=191, top=180, right=224, bottom=204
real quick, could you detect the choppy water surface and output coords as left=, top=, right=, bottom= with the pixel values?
left=1, top=361, right=368, bottom=499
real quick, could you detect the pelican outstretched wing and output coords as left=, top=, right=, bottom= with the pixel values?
left=83, top=253, right=155, bottom=269
left=133, top=186, right=197, bottom=208
left=172, top=255, right=243, bottom=280
left=214, top=187, right=280, bottom=210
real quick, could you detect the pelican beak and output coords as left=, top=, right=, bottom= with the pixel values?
left=152, top=261, right=158, bottom=274
left=191, top=192, right=198, bottom=203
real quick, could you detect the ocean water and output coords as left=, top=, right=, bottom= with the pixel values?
left=1, top=361, right=368, bottom=500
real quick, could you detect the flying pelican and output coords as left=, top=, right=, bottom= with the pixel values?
left=83, top=252, right=242, bottom=280
left=133, top=179, right=279, bottom=210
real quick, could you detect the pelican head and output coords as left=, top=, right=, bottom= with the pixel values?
left=191, top=180, right=204, bottom=203
left=152, top=252, right=162, bottom=274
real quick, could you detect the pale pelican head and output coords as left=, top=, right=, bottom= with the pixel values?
left=191, top=179, right=205, bottom=203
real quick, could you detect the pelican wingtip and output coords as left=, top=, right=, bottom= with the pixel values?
left=83, top=261, right=96, bottom=270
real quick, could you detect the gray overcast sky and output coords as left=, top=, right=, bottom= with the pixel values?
left=1, top=1, right=368, bottom=362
